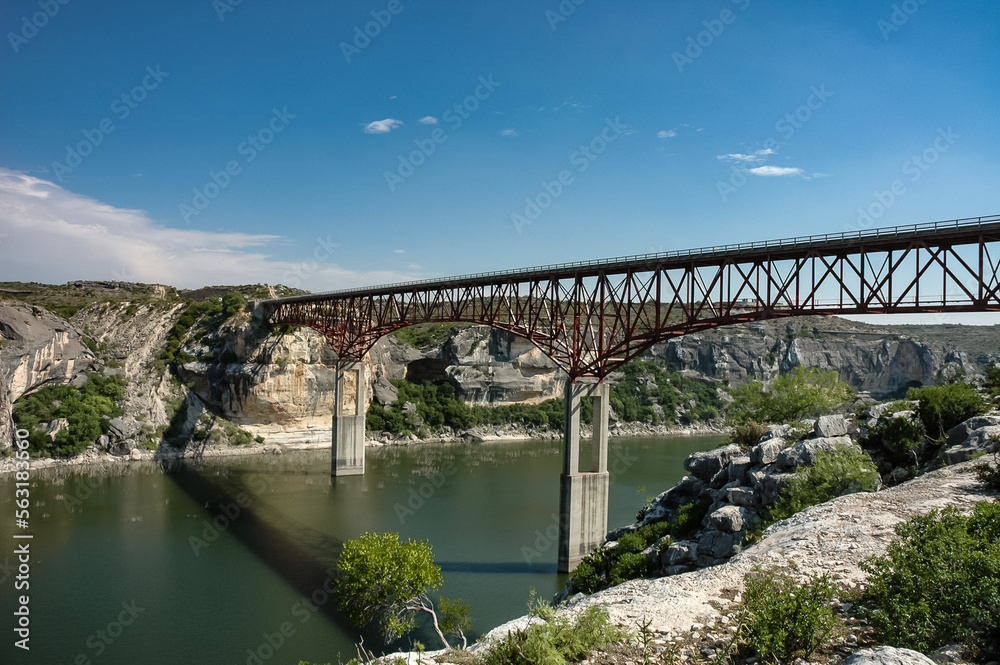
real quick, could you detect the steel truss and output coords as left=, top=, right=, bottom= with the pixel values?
left=262, top=215, right=1000, bottom=378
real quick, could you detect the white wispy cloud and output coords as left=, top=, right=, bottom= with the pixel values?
left=717, top=148, right=776, bottom=162
left=657, top=123, right=691, bottom=139
left=418, top=116, right=438, bottom=125
left=501, top=128, right=518, bottom=137
left=363, top=118, right=403, bottom=134
left=0, top=168, right=412, bottom=290
left=393, top=249, right=405, bottom=254
left=747, top=165, right=805, bottom=177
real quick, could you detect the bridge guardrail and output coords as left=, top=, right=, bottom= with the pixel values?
left=264, top=214, right=1000, bottom=303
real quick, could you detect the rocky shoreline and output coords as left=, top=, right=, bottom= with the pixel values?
left=378, top=457, right=995, bottom=665
left=473, top=457, right=995, bottom=664
left=376, top=407, right=1000, bottom=665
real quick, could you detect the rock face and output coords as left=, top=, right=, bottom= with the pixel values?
left=647, top=316, right=974, bottom=399
left=840, top=647, right=936, bottom=665
left=178, top=321, right=344, bottom=444
left=72, top=300, right=187, bottom=435
left=442, top=326, right=565, bottom=404
left=0, top=301, right=95, bottom=449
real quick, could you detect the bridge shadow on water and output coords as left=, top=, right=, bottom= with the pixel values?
left=155, top=455, right=377, bottom=642
left=158, top=458, right=534, bottom=650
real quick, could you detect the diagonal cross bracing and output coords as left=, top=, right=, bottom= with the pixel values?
left=262, top=215, right=1000, bottom=378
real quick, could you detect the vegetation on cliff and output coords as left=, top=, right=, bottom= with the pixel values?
left=11, top=373, right=125, bottom=457
left=366, top=360, right=724, bottom=437
left=760, top=446, right=880, bottom=529
left=153, top=291, right=248, bottom=372
left=367, top=380, right=572, bottom=435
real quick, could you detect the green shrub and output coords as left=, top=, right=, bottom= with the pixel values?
left=481, top=604, right=626, bottom=665
left=223, top=421, right=253, bottom=445
left=729, top=366, right=854, bottom=425
left=569, top=520, right=672, bottom=594
left=983, top=360, right=1000, bottom=399
left=764, top=446, right=879, bottom=526
left=863, top=410, right=926, bottom=463
left=671, top=497, right=712, bottom=539
left=743, top=566, right=839, bottom=665
left=906, top=382, right=987, bottom=437
left=973, top=450, right=1000, bottom=490
left=616, top=530, right=647, bottom=553
left=730, top=421, right=769, bottom=449
left=858, top=500, right=1000, bottom=658
left=11, top=373, right=125, bottom=457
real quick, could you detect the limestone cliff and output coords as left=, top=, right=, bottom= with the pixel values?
left=176, top=320, right=344, bottom=444
left=0, top=302, right=95, bottom=449
left=650, top=316, right=976, bottom=399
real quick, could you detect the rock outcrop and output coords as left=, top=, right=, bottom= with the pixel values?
left=649, top=317, right=975, bottom=399
left=177, top=320, right=345, bottom=444
left=472, top=457, right=994, bottom=665
left=440, top=326, right=565, bottom=404
left=605, top=419, right=869, bottom=575
left=842, top=647, right=937, bottom=665
left=0, top=301, right=95, bottom=449
left=601, top=407, right=1000, bottom=579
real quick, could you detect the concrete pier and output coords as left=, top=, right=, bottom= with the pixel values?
left=332, top=361, right=366, bottom=476
left=558, top=379, right=610, bottom=573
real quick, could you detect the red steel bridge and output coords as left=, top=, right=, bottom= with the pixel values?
left=263, top=214, right=1000, bottom=379
left=260, top=214, right=1000, bottom=570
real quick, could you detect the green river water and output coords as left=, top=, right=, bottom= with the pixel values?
left=0, top=434, right=722, bottom=665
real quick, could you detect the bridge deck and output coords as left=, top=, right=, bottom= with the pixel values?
left=263, top=215, right=1000, bottom=304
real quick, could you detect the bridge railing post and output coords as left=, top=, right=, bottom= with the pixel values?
left=332, top=360, right=366, bottom=476
left=558, top=378, right=610, bottom=573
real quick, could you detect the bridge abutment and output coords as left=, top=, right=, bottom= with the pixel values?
left=332, top=361, right=366, bottom=476
left=558, top=379, right=610, bottom=573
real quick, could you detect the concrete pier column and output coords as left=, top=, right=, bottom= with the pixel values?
left=558, top=379, right=611, bottom=573
left=332, top=360, right=366, bottom=476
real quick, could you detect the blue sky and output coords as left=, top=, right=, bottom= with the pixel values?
left=1, top=0, right=998, bottom=306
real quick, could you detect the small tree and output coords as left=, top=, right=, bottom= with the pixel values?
left=336, top=532, right=469, bottom=650
left=983, top=360, right=1000, bottom=398
left=906, top=382, right=987, bottom=437
left=729, top=366, right=854, bottom=425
